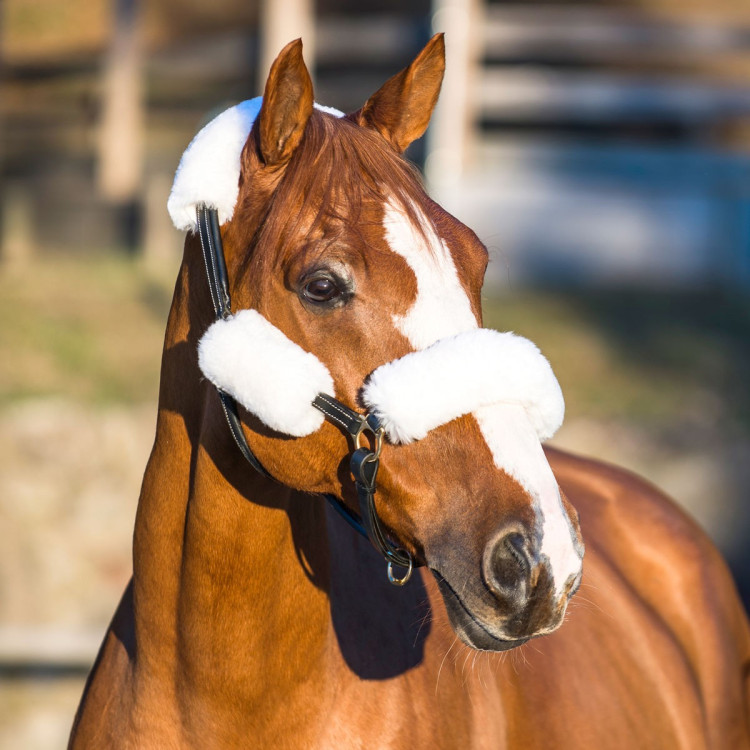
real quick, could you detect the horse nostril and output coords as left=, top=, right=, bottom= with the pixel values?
left=483, top=529, right=534, bottom=608
left=565, top=570, right=583, bottom=598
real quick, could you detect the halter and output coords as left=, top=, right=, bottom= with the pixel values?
left=195, top=204, right=415, bottom=585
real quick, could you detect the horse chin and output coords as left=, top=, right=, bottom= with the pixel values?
left=432, top=570, right=530, bottom=652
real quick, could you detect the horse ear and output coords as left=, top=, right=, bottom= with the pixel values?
left=255, top=39, right=314, bottom=168
left=352, top=33, right=445, bottom=153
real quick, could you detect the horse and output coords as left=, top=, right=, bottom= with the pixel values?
left=70, top=35, right=750, bottom=748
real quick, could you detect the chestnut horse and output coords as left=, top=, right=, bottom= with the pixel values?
left=71, top=36, right=749, bottom=748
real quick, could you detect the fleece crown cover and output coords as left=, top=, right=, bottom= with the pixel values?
left=362, top=328, right=564, bottom=444
left=168, top=98, right=343, bottom=232
left=198, top=309, right=334, bottom=437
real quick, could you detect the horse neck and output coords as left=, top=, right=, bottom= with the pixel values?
left=131, top=238, right=333, bottom=707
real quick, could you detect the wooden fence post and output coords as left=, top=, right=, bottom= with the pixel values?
left=1, top=184, right=34, bottom=268
left=97, top=0, right=143, bottom=204
left=426, top=0, right=481, bottom=195
left=258, top=0, right=316, bottom=89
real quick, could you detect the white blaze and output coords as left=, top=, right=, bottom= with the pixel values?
left=382, top=199, right=477, bottom=348
left=382, top=197, right=581, bottom=596
left=475, top=404, right=581, bottom=596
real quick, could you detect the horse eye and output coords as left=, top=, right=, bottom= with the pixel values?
left=303, top=276, right=341, bottom=303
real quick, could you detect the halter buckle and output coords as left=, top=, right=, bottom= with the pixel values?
left=353, top=418, right=384, bottom=460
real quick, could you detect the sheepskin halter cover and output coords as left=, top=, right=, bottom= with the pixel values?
left=167, top=97, right=343, bottom=232
left=173, top=98, right=564, bottom=445
left=198, top=311, right=564, bottom=444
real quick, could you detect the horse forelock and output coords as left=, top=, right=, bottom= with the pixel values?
left=233, top=109, right=442, bottom=281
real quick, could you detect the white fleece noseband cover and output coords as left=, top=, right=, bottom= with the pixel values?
left=363, top=329, right=564, bottom=444
left=197, top=313, right=563, bottom=442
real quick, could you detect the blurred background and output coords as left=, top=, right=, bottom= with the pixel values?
left=2, top=0, right=750, bottom=746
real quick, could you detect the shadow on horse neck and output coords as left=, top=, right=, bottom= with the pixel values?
left=149, top=227, right=432, bottom=682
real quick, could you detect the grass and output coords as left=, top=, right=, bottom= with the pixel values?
left=483, top=286, right=750, bottom=445
left=0, top=256, right=173, bottom=406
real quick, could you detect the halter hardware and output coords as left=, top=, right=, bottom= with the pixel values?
left=354, top=417, right=384, bottom=459
left=196, top=205, right=416, bottom=585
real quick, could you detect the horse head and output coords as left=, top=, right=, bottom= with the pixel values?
left=168, top=35, right=583, bottom=651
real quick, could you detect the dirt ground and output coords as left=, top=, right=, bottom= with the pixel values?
left=0, top=401, right=153, bottom=749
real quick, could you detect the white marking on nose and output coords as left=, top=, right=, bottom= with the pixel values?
left=382, top=198, right=477, bottom=348
left=475, top=403, right=582, bottom=597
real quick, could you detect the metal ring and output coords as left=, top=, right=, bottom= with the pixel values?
left=355, top=423, right=384, bottom=459
left=372, top=427, right=384, bottom=459
left=387, top=553, right=413, bottom=586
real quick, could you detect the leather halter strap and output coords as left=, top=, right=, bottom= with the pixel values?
left=312, top=395, right=413, bottom=575
left=196, top=205, right=271, bottom=479
left=195, top=205, right=415, bottom=583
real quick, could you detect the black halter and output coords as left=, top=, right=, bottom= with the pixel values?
left=195, top=205, right=415, bottom=585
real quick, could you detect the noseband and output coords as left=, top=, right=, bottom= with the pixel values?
left=196, top=205, right=415, bottom=585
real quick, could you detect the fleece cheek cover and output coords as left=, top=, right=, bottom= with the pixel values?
left=198, top=309, right=334, bottom=437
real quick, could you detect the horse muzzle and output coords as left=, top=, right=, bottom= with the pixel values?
left=431, top=520, right=583, bottom=651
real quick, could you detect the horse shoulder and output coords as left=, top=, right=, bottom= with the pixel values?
left=68, top=581, right=184, bottom=749
left=69, top=584, right=136, bottom=748
left=546, top=446, right=750, bottom=748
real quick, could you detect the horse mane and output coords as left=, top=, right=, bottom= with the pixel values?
left=242, top=109, right=436, bottom=278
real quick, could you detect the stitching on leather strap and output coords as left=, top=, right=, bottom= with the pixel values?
left=197, top=207, right=220, bottom=316
left=203, top=207, right=223, bottom=317
left=316, top=394, right=360, bottom=433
